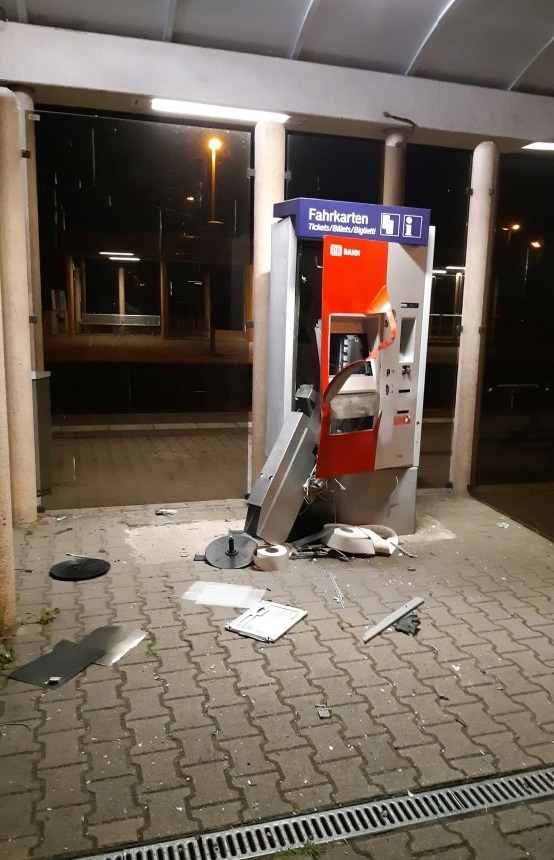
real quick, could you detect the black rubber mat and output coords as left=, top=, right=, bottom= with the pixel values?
left=49, top=557, right=110, bottom=581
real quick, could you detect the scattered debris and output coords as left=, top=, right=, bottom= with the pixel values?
left=317, top=706, right=332, bottom=719
left=155, top=508, right=178, bottom=516
left=80, top=626, right=146, bottom=666
left=181, top=581, right=265, bottom=609
left=393, top=611, right=420, bottom=636
left=14, top=568, right=32, bottom=573
left=497, top=522, right=510, bottom=529
left=396, top=545, right=417, bottom=559
left=328, top=572, right=345, bottom=608
left=9, top=640, right=104, bottom=688
left=53, top=527, right=73, bottom=536
left=226, top=601, right=307, bottom=643
left=363, top=597, right=424, bottom=644
left=49, top=557, right=110, bottom=582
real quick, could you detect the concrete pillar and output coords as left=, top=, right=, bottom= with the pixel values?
left=0, top=291, right=16, bottom=631
left=14, top=90, right=44, bottom=372
left=0, top=88, right=37, bottom=525
left=382, top=131, right=406, bottom=206
left=251, top=121, right=286, bottom=476
left=449, top=141, right=498, bottom=494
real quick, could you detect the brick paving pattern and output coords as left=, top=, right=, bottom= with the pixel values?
left=1, top=492, right=554, bottom=858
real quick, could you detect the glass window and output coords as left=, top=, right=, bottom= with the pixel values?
left=286, top=133, right=383, bottom=203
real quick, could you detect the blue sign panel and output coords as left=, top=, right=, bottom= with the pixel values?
left=273, top=198, right=431, bottom=246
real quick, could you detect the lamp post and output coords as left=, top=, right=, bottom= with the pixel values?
left=208, top=137, right=222, bottom=223
left=501, top=222, right=521, bottom=250
left=523, top=240, right=542, bottom=299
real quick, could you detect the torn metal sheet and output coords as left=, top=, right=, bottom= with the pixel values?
left=245, top=412, right=317, bottom=544
left=9, top=640, right=104, bottom=688
left=226, top=601, right=307, bottom=643
left=181, top=581, right=266, bottom=608
left=49, top=557, right=110, bottom=582
left=80, top=626, right=146, bottom=666
left=363, top=597, right=424, bottom=644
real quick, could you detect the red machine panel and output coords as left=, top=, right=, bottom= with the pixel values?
left=316, top=235, right=396, bottom=479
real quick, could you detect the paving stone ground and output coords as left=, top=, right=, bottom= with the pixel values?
left=1, top=491, right=554, bottom=858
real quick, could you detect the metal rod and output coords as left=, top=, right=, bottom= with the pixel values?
left=363, top=597, right=424, bottom=643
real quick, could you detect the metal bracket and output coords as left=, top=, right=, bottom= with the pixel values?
left=21, top=149, right=31, bottom=159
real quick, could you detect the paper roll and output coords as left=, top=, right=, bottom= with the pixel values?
left=253, top=544, right=290, bottom=571
left=360, top=524, right=398, bottom=556
left=325, top=524, right=376, bottom=556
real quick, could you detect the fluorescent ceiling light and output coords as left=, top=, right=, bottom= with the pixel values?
left=432, top=269, right=447, bottom=274
left=522, top=142, right=554, bottom=151
left=151, top=98, right=289, bottom=125
left=100, top=251, right=134, bottom=256
left=446, top=265, right=465, bottom=271
left=109, top=256, right=140, bottom=262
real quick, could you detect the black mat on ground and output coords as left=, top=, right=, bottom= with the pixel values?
left=49, top=557, right=110, bottom=581
left=9, top=639, right=105, bottom=688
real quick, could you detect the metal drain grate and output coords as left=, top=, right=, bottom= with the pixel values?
left=80, top=766, right=554, bottom=860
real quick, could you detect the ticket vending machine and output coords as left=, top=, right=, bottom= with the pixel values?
left=250, top=197, right=434, bottom=540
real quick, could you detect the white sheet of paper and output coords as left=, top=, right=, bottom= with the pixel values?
left=181, top=581, right=265, bottom=608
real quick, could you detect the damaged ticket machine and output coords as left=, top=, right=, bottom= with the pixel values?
left=246, top=198, right=435, bottom=544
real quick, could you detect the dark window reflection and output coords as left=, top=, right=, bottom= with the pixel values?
left=36, top=110, right=251, bottom=333
left=477, top=152, right=554, bottom=486
left=286, top=133, right=382, bottom=203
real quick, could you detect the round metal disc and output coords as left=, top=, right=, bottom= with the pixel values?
left=205, top=533, right=257, bottom=569
left=49, top=558, right=111, bottom=581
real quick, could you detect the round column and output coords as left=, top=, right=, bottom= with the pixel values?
left=251, top=121, right=286, bottom=478
left=449, top=141, right=498, bottom=493
left=382, top=131, right=406, bottom=206
left=0, top=88, right=37, bottom=524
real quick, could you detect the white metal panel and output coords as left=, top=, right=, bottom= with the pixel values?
left=300, top=0, right=449, bottom=74
left=374, top=241, right=430, bottom=471
left=266, top=218, right=298, bottom=455
left=173, top=0, right=307, bottom=56
left=412, top=0, right=554, bottom=89
left=25, top=0, right=164, bottom=40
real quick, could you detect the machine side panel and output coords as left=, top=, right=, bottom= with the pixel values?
left=374, top=242, right=429, bottom=470
left=413, top=226, right=435, bottom=467
left=266, top=218, right=298, bottom=455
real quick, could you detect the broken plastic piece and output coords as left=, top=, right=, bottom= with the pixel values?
left=393, top=611, right=420, bottom=635
left=317, top=706, right=332, bottom=719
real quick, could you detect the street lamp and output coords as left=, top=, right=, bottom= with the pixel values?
left=523, top=240, right=543, bottom=298
left=208, top=137, right=222, bottom=223
left=501, top=222, right=522, bottom=249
